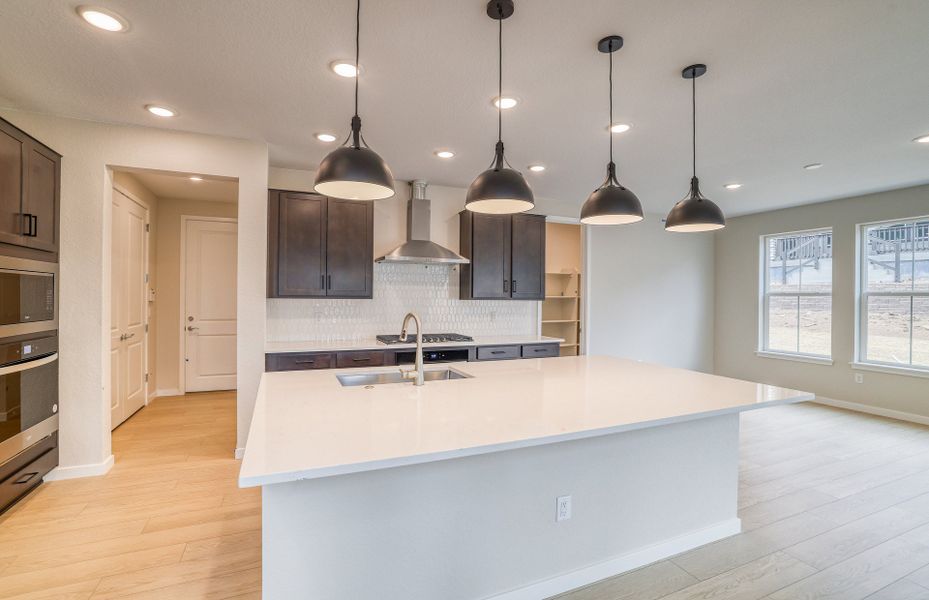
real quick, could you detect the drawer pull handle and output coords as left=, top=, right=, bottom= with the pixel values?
left=294, top=360, right=316, bottom=365
left=13, top=472, right=38, bottom=485
left=533, top=348, right=546, bottom=352
left=491, top=350, right=505, bottom=355
left=352, top=357, right=371, bottom=362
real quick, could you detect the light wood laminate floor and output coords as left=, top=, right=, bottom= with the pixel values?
left=555, top=402, right=929, bottom=600
left=5, top=396, right=929, bottom=599
left=0, top=391, right=260, bottom=600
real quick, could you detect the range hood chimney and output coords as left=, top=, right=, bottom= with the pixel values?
left=376, top=180, right=469, bottom=265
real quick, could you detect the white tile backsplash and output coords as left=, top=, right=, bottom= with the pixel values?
left=267, top=263, right=538, bottom=342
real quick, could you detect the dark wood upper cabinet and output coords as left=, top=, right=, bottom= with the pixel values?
left=459, top=211, right=545, bottom=301
left=267, top=190, right=373, bottom=299
left=460, top=211, right=511, bottom=299
left=0, top=118, right=60, bottom=261
left=23, top=143, right=60, bottom=253
left=326, top=198, right=373, bottom=298
left=510, top=213, right=546, bottom=300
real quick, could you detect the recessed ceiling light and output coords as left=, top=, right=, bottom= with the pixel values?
left=913, top=134, right=929, bottom=144
left=528, top=165, right=545, bottom=172
left=723, top=183, right=742, bottom=190
left=330, top=61, right=358, bottom=78
left=609, top=123, right=632, bottom=133
left=145, top=104, right=176, bottom=118
left=189, top=176, right=203, bottom=182
left=315, top=133, right=337, bottom=143
left=493, top=96, right=518, bottom=109
left=77, top=6, right=128, bottom=32
left=803, top=163, right=823, bottom=170
left=435, top=150, right=455, bottom=159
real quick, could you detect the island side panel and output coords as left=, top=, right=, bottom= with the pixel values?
left=261, top=413, right=740, bottom=600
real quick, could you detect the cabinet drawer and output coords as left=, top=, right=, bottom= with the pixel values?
left=521, top=344, right=559, bottom=358
left=476, top=345, right=521, bottom=361
left=265, top=352, right=332, bottom=372
left=1, top=432, right=57, bottom=514
left=336, top=350, right=386, bottom=368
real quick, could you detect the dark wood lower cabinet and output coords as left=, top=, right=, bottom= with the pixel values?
left=265, top=343, right=560, bottom=372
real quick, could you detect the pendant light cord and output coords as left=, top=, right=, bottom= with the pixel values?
left=691, top=73, right=696, bottom=178
left=608, top=45, right=614, bottom=166
left=497, top=11, right=502, bottom=144
left=354, top=0, right=360, bottom=119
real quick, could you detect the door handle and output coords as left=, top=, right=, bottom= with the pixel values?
left=22, top=213, right=34, bottom=236
left=187, top=326, right=199, bottom=331
left=125, top=333, right=135, bottom=339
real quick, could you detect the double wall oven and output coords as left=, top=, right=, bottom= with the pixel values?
left=0, top=256, right=59, bottom=514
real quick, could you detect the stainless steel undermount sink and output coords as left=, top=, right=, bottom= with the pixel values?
left=337, top=367, right=473, bottom=387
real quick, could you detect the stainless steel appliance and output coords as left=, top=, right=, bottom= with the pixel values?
left=0, top=332, right=59, bottom=513
left=0, top=256, right=58, bottom=338
left=376, top=333, right=473, bottom=345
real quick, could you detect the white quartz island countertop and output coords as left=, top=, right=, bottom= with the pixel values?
left=239, top=355, right=813, bottom=488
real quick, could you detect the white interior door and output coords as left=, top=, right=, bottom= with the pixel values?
left=111, top=188, right=149, bottom=429
left=184, top=218, right=237, bottom=392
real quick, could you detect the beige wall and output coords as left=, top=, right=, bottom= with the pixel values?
left=715, top=183, right=929, bottom=417
left=587, top=216, right=716, bottom=373
left=111, top=171, right=159, bottom=396
left=153, top=198, right=237, bottom=393
left=0, top=108, right=267, bottom=473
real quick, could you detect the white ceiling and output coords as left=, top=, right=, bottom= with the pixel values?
left=122, top=169, right=238, bottom=203
left=1, top=1, right=928, bottom=217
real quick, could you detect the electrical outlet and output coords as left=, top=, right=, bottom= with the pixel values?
left=556, top=495, right=572, bottom=522
left=854, top=373, right=864, bottom=384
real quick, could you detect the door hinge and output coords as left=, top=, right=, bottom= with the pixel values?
left=145, top=223, right=150, bottom=232
left=144, top=324, right=149, bottom=333
left=144, top=373, right=149, bottom=382
left=144, top=273, right=149, bottom=283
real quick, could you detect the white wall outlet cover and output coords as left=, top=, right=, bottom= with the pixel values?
left=854, top=373, right=864, bottom=384
left=556, top=495, right=572, bottom=522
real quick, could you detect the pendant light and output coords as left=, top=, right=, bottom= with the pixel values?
left=465, top=0, right=534, bottom=214
left=665, top=64, right=725, bottom=232
left=580, top=36, right=643, bottom=225
left=314, top=0, right=394, bottom=201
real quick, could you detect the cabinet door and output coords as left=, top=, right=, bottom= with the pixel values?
left=0, top=121, right=25, bottom=246
left=272, top=192, right=327, bottom=297
left=22, top=142, right=60, bottom=254
left=467, top=213, right=511, bottom=299
left=511, top=214, right=546, bottom=300
left=326, top=198, right=372, bottom=298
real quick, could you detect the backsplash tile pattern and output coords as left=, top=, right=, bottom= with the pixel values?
left=267, top=263, right=538, bottom=342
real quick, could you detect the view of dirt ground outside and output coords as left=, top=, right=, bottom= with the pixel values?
left=764, top=220, right=929, bottom=367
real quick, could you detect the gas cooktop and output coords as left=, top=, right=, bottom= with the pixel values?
left=376, top=333, right=474, bottom=345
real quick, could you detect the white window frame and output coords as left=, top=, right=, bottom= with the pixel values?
left=855, top=215, right=929, bottom=375
left=758, top=227, right=833, bottom=363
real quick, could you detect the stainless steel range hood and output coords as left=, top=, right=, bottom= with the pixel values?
left=376, top=180, right=469, bottom=265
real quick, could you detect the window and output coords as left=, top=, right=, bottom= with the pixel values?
left=858, top=217, right=929, bottom=371
left=760, top=229, right=833, bottom=358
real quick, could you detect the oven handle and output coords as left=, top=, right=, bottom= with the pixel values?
left=0, top=352, right=58, bottom=376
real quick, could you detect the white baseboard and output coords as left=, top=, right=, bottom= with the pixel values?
left=152, top=388, right=183, bottom=399
left=486, top=518, right=742, bottom=600
left=814, top=397, right=929, bottom=426
left=234, top=447, right=245, bottom=460
left=43, top=454, right=115, bottom=481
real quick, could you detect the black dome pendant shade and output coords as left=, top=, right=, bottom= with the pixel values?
left=465, top=0, right=534, bottom=214
left=314, top=0, right=394, bottom=201
left=580, top=35, right=643, bottom=225
left=665, top=64, right=725, bottom=232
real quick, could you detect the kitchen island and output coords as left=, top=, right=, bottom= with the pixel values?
left=239, top=355, right=812, bottom=600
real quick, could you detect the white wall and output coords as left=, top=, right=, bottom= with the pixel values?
left=587, top=216, right=716, bottom=372
left=267, top=167, right=538, bottom=342
left=715, top=183, right=929, bottom=417
left=0, top=108, right=267, bottom=473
